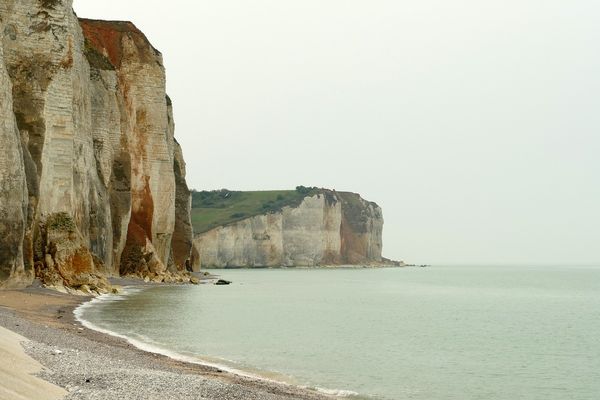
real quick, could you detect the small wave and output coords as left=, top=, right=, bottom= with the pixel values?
left=74, top=288, right=361, bottom=398
left=315, top=387, right=360, bottom=397
left=74, top=288, right=290, bottom=381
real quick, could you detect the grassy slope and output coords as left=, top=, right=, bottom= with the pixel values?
left=191, top=188, right=319, bottom=234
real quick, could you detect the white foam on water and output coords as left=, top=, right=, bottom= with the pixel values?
left=74, top=287, right=361, bottom=398
left=314, top=387, right=360, bottom=397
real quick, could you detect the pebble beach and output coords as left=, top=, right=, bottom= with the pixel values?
left=0, top=286, right=331, bottom=400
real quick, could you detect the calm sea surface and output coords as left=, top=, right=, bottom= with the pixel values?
left=77, top=266, right=600, bottom=400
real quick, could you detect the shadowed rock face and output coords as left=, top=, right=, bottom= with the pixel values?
left=193, top=190, right=384, bottom=268
left=170, top=137, right=193, bottom=273
left=0, top=0, right=192, bottom=289
left=0, top=22, right=30, bottom=288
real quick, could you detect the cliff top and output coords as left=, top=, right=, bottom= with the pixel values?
left=191, top=188, right=313, bottom=234
left=191, top=187, right=378, bottom=235
left=79, top=18, right=161, bottom=68
left=79, top=18, right=141, bottom=33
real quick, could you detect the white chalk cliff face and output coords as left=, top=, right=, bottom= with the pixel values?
left=194, top=192, right=384, bottom=268
left=0, top=21, right=29, bottom=287
left=0, top=0, right=193, bottom=289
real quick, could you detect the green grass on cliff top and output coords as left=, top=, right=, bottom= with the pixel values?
left=191, top=187, right=320, bottom=235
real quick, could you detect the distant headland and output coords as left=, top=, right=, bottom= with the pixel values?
left=191, top=187, right=403, bottom=269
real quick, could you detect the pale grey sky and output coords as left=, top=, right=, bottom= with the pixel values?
left=75, top=1, right=600, bottom=265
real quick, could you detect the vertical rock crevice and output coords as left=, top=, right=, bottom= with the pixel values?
left=0, top=18, right=30, bottom=287
left=171, top=138, right=193, bottom=272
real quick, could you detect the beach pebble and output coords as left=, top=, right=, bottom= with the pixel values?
left=2, top=306, right=328, bottom=400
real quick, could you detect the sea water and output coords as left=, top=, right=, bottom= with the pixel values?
left=76, top=266, right=600, bottom=400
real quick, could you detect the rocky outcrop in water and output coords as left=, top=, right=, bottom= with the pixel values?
left=193, top=191, right=386, bottom=268
left=0, top=0, right=193, bottom=289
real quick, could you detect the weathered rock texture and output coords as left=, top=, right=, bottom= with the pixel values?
left=0, top=0, right=192, bottom=289
left=194, top=191, right=384, bottom=268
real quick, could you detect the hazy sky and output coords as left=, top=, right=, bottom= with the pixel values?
left=74, top=1, right=600, bottom=265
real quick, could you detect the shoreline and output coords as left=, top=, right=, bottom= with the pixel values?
left=0, top=284, right=335, bottom=400
left=201, top=263, right=406, bottom=270
left=72, top=286, right=299, bottom=388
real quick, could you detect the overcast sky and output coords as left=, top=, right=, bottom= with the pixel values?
left=74, top=1, right=600, bottom=265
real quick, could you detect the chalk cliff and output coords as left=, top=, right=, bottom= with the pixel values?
left=193, top=191, right=386, bottom=268
left=0, top=0, right=193, bottom=289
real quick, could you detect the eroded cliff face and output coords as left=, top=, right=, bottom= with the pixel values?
left=194, top=191, right=384, bottom=268
left=0, top=0, right=192, bottom=289
left=0, top=23, right=29, bottom=288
